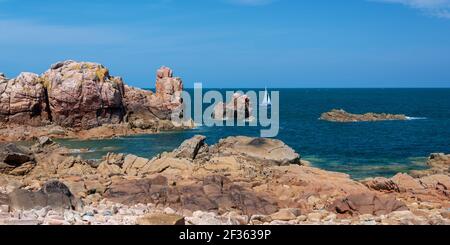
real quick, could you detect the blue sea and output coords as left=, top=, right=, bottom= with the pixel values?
left=56, top=89, right=450, bottom=179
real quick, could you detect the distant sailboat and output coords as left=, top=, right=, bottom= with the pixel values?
left=261, top=87, right=271, bottom=107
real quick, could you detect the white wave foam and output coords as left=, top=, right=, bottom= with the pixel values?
left=406, top=116, right=427, bottom=120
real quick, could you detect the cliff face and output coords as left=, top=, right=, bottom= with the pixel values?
left=0, top=61, right=184, bottom=130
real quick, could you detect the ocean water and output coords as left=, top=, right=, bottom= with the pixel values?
left=56, top=89, right=450, bottom=179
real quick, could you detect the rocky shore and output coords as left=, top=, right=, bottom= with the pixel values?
left=0, top=136, right=449, bottom=225
left=320, top=109, right=408, bottom=122
left=0, top=61, right=191, bottom=142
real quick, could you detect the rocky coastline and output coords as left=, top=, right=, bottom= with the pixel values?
left=0, top=136, right=448, bottom=225
left=1, top=62, right=448, bottom=225
left=320, top=109, right=408, bottom=122
left=0, top=61, right=191, bottom=142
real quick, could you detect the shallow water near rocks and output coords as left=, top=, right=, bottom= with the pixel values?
left=56, top=88, right=450, bottom=179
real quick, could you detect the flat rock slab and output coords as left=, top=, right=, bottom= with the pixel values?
left=104, top=175, right=278, bottom=216
left=214, top=136, right=300, bottom=166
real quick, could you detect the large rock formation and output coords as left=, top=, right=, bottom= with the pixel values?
left=0, top=61, right=186, bottom=133
left=320, top=109, right=408, bottom=123
left=155, top=66, right=183, bottom=111
left=41, top=61, right=126, bottom=129
left=0, top=72, right=50, bottom=126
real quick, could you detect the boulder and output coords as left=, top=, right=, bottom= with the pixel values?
left=362, top=177, right=400, bottom=192
left=0, top=143, right=35, bottom=175
left=211, top=136, right=300, bottom=166
left=42, top=61, right=125, bottom=129
left=419, top=174, right=450, bottom=196
left=8, top=180, right=79, bottom=211
left=0, top=72, right=50, bottom=126
left=136, top=213, right=185, bottom=225
left=139, top=156, right=193, bottom=175
left=320, top=109, right=407, bottom=122
left=270, top=208, right=299, bottom=221
left=391, top=173, right=425, bottom=193
left=172, top=135, right=207, bottom=160
left=121, top=155, right=151, bottom=176
left=97, top=161, right=123, bottom=177
left=329, top=192, right=408, bottom=216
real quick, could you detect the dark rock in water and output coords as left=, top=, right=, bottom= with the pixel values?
left=8, top=180, right=79, bottom=211
left=320, top=109, right=407, bottom=123
left=104, top=174, right=278, bottom=215
left=172, top=135, right=207, bottom=160
left=329, top=192, right=408, bottom=216
left=0, top=143, right=35, bottom=175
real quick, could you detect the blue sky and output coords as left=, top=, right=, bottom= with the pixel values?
left=1, top=0, right=450, bottom=88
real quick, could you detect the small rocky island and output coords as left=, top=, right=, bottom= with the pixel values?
left=320, top=109, right=408, bottom=122
left=0, top=136, right=448, bottom=225
left=0, top=61, right=191, bottom=142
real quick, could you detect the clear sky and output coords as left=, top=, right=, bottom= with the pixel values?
left=1, top=0, right=450, bottom=88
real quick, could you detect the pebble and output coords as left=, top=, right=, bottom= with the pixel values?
left=307, top=213, right=322, bottom=222
left=0, top=197, right=448, bottom=225
left=0, top=205, right=9, bottom=213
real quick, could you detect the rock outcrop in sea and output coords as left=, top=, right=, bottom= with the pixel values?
left=320, top=109, right=408, bottom=122
left=0, top=61, right=190, bottom=141
left=212, top=93, right=252, bottom=121
left=0, top=136, right=448, bottom=225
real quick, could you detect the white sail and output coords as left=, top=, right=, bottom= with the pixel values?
left=261, top=87, right=271, bottom=106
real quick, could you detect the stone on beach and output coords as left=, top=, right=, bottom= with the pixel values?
left=136, top=213, right=185, bottom=225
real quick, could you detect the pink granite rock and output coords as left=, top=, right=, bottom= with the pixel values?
left=0, top=62, right=187, bottom=131
left=41, top=61, right=125, bottom=129
left=0, top=72, right=50, bottom=126
left=212, top=93, right=251, bottom=120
